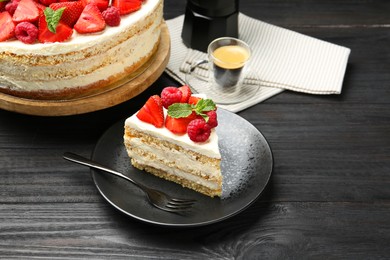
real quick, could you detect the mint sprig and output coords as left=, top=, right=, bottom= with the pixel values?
left=44, top=7, right=65, bottom=34
left=167, top=99, right=216, bottom=122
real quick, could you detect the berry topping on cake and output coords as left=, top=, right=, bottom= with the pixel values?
left=74, top=3, right=106, bottom=33
left=12, top=0, right=39, bottom=23
left=50, top=1, right=84, bottom=27
left=205, top=110, right=218, bottom=128
left=187, top=119, right=211, bottom=143
left=136, top=95, right=164, bottom=128
left=161, top=87, right=182, bottom=109
left=178, top=85, right=191, bottom=103
left=0, top=0, right=146, bottom=43
left=5, top=0, right=20, bottom=16
left=81, top=0, right=109, bottom=12
left=14, top=21, right=38, bottom=44
left=0, top=12, right=15, bottom=42
left=135, top=86, right=218, bottom=142
left=38, top=9, right=73, bottom=43
left=188, top=96, right=201, bottom=106
left=102, top=6, right=120, bottom=26
left=113, top=0, right=141, bottom=15
left=165, top=112, right=197, bottom=135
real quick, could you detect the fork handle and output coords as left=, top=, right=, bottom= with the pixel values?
left=63, top=152, right=146, bottom=191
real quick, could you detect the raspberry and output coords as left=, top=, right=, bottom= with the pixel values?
left=161, top=87, right=182, bottom=109
left=187, top=119, right=211, bottom=142
left=15, top=22, right=38, bottom=44
left=5, top=0, right=20, bottom=15
left=206, top=110, right=218, bottom=128
left=102, top=6, right=121, bottom=26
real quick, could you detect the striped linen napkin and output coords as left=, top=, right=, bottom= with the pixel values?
left=165, top=14, right=351, bottom=112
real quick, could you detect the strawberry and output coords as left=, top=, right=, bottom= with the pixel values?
left=12, top=0, right=39, bottom=23
left=112, top=0, right=141, bottom=15
left=165, top=112, right=197, bottom=135
left=178, top=85, right=191, bottom=103
left=38, top=15, right=73, bottom=43
left=50, top=1, right=84, bottom=27
left=0, top=12, right=15, bottom=42
left=74, top=4, right=106, bottom=34
left=188, top=96, right=201, bottom=106
left=81, top=0, right=108, bottom=12
left=136, top=95, right=164, bottom=128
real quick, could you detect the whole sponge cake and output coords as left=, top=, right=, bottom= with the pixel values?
left=124, top=86, right=223, bottom=197
left=0, top=0, right=163, bottom=100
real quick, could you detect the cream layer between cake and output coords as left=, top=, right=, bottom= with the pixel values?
left=0, top=0, right=163, bottom=99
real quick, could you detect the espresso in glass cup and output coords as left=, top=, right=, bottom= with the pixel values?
left=208, top=37, right=251, bottom=92
left=185, top=37, right=256, bottom=104
left=212, top=43, right=251, bottom=88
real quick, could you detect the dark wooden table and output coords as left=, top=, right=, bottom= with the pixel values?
left=1, top=0, right=389, bottom=258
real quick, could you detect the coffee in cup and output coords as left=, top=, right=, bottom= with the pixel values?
left=212, top=45, right=250, bottom=88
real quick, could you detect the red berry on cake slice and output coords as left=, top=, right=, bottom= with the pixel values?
left=165, top=112, right=197, bottom=135
left=178, top=85, right=192, bottom=103
left=112, top=0, right=141, bottom=15
left=188, top=96, right=201, bottom=106
left=136, top=95, right=164, bottom=128
left=0, top=12, right=15, bottom=42
left=50, top=1, right=84, bottom=27
left=161, top=87, right=182, bottom=109
left=12, top=0, right=39, bottom=23
left=74, top=3, right=106, bottom=34
left=187, top=119, right=212, bottom=143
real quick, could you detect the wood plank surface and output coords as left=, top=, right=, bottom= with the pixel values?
left=1, top=0, right=389, bottom=259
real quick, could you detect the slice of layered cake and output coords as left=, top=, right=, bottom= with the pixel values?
left=124, top=86, right=222, bottom=197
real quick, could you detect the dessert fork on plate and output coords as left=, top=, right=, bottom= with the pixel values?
left=63, top=152, right=196, bottom=213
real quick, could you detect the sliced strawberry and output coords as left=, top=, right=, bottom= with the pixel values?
left=81, top=0, right=108, bottom=12
left=50, top=1, right=84, bottom=27
left=0, top=12, right=15, bottom=42
left=112, top=0, right=141, bottom=15
left=178, top=85, right=191, bottom=103
left=38, top=15, right=73, bottom=43
left=12, top=0, right=39, bottom=23
left=74, top=4, right=106, bottom=34
left=188, top=96, right=201, bottom=106
left=165, top=112, right=197, bottom=135
left=136, top=95, right=164, bottom=128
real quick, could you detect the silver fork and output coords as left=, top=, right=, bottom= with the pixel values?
left=63, top=152, right=196, bottom=213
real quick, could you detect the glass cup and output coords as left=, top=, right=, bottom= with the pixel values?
left=185, top=37, right=258, bottom=104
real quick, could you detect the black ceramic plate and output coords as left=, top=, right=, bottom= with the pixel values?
left=91, top=108, right=273, bottom=227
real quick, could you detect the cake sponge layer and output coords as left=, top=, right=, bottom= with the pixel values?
left=124, top=127, right=222, bottom=197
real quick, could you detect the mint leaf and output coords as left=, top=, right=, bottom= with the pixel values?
left=0, top=0, right=10, bottom=2
left=195, top=99, right=216, bottom=113
left=44, top=7, right=65, bottom=33
left=167, top=103, right=193, bottom=118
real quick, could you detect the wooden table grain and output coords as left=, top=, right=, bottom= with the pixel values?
left=1, top=0, right=389, bottom=258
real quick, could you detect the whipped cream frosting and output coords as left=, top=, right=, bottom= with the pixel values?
left=125, top=110, right=221, bottom=159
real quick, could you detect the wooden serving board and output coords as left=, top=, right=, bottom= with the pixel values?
left=0, top=23, right=170, bottom=116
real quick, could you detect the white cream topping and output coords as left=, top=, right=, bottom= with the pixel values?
left=0, top=0, right=161, bottom=55
left=125, top=111, right=221, bottom=159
